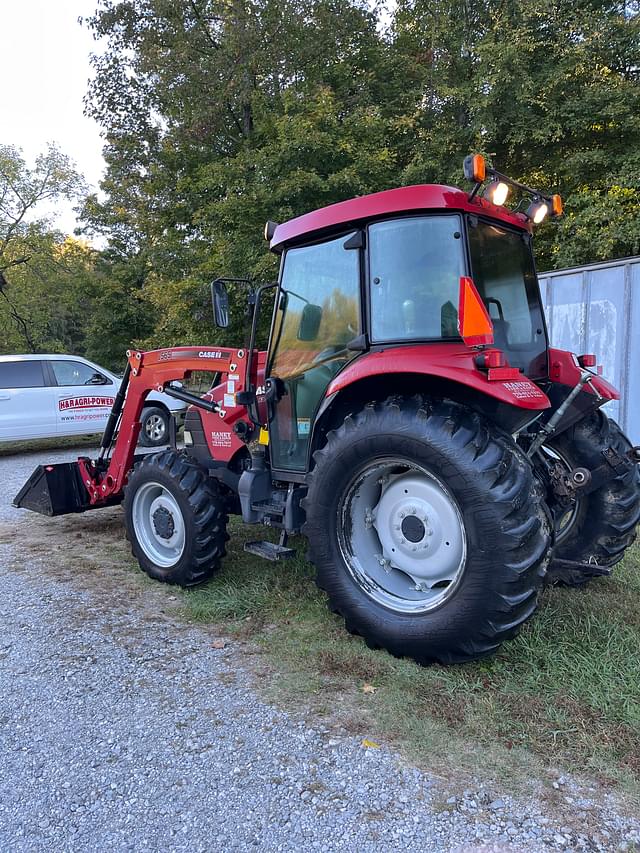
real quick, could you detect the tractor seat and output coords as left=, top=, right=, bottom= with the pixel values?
left=294, top=357, right=346, bottom=421
left=491, top=318, right=511, bottom=350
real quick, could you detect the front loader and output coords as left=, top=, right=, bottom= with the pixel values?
left=14, top=156, right=640, bottom=664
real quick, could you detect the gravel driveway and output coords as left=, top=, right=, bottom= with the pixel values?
left=0, top=444, right=638, bottom=852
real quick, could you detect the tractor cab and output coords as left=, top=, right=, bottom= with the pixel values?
left=217, top=159, right=561, bottom=475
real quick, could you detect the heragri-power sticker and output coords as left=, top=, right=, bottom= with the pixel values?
left=58, top=396, right=115, bottom=411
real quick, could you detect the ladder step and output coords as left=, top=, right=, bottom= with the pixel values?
left=251, top=500, right=286, bottom=516
left=244, top=540, right=297, bottom=561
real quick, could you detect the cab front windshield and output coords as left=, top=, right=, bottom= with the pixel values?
left=368, top=214, right=547, bottom=378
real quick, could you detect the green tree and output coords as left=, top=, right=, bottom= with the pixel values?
left=80, top=0, right=395, bottom=346
left=393, top=0, right=640, bottom=267
left=0, top=234, right=100, bottom=355
left=81, top=0, right=640, bottom=362
left=0, top=144, right=87, bottom=352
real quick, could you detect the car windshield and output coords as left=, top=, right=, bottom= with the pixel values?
left=467, top=218, right=548, bottom=378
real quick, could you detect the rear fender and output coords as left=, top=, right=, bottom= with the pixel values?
left=542, top=348, right=620, bottom=437
left=311, top=344, right=550, bottom=457
left=326, top=344, right=550, bottom=411
left=548, top=348, right=619, bottom=401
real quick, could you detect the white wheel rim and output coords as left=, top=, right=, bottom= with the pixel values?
left=131, top=480, right=186, bottom=567
left=337, top=458, right=467, bottom=614
left=145, top=414, right=166, bottom=441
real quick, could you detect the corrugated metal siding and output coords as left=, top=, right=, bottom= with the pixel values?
left=538, top=256, right=640, bottom=443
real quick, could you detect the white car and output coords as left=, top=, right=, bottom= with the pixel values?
left=0, top=354, right=186, bottom=446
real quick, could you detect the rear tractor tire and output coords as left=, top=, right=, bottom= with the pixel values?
left=123, top=450, right=228, bottom=586
left=544, top=411, right=640, bottom=587
left=303, top=397, right=552, bottom=665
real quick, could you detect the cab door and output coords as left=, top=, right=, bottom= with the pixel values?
left=267, top=232, right=362, bottom=472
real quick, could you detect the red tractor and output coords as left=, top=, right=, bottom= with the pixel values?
left=15, top=156, right=640, bottom=664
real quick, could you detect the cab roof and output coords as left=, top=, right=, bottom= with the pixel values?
left=270, top=183, right=530, bottom=251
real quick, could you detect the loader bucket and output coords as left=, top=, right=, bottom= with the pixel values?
left=13, top=461, right=92, bottom=517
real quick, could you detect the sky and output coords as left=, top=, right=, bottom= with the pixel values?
left=0, top=0, right=105, bottom=235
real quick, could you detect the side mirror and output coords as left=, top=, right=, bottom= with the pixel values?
left=211, top=279, right=230, bottom=328
left=88, top=372, right=107, bottom=385
left=297, top=303, right=323, bottom=341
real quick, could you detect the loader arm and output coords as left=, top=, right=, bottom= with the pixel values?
left=77, top=345, right=247, bottom=506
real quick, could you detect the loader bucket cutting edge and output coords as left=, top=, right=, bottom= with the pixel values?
left=13, top=461, right=95, bottom=517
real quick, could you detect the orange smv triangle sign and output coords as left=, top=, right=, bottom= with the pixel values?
left=457, top=276, right=494, bottom=347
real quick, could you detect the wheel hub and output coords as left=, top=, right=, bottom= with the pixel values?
left=131, top=482, right=186, bottom=568
left=401, top=514, right=426, bottom=543
left=145, top=414, right=166, bottom=441
left=152, top=506, right=175, bottom=540
left=338, top=459, right=467, bottom=614
left=370, top=473, right=464, bottom=591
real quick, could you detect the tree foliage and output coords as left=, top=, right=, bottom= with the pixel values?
left=0, top=145, right=90, bottom=353
left=393, top=0, right=640, bottom=267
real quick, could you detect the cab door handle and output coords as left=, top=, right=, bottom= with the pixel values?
left=0, top=394, right=11, bottom=400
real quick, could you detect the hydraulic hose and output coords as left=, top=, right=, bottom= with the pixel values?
left=99, top=362, right=131, bottom=461
left=526, top=369, right=601, bottom=459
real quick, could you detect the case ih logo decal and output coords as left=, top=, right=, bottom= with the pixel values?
left=59, top=396, right=115, bottom=411
left=157, top=349, right=231, bottom=360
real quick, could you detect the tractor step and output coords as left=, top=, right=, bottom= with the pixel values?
left=250, top=499, right=286, bottom=517
left=244, top=540, right=296, bottom=561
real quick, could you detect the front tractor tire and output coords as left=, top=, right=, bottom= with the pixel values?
left=123, top=450, right=228, bottom=587
left=303, top=398, right=551, bottom=665
left=544, top=411, right=640, bottom=587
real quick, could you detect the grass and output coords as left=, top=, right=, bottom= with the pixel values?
left=182, top=519, right=640, bottom=798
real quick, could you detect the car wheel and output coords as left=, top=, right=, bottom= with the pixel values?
left=139, top=407, right=170, bottom=447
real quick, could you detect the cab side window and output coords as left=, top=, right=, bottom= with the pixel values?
left=270, top=234, right=360, bottom=381
left=0, top=360, right=46, bottom=388
left=50, top=360, right=110, bottom=387
left=369, top=216, right=465, bottom=342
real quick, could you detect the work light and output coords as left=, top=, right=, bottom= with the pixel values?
left=484, top=180, right=509, bottom=206
left=463, top=154, right=564, bottom=224
left=526, top=198, right=550, bottom=224
left=264, top=220, right=278, bottom=241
